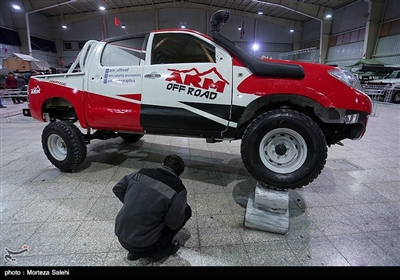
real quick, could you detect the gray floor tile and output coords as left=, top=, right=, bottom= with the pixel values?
left=304, top=206, right=361, bottom=236
left=8, top=198, right=63, bottom=223
left=195, top=192, right=236, bottom=216
left=200, top=244, right=251, bottom=266
left=239, top=223, right=287, bottom=243
left=67, top=181, right=107, bottom=199
left=0, top=199, right=32, bottom=223
left=3, top=183, right=48, bottom=202
left=245, top=241, right=301, bottom=266
left=53, top=253, right=107, bottom=266
left=197, top=214, right=244, bottom=246
left=365, top=201, right=400, bottom=228
left=328, top=233, right=400, bottom=266
left=24, top=221, right=82, bottom=255
left=46, top=197, right=97, bottom=222
left=62, top=221, right=114, bottom=254
left=366, top=230, right=400, bottom=264
left=287, top=236, right=350, bottom=266
left=335, top=203, right=398, bottom=232
left=84, top=197, right=121, bottom=221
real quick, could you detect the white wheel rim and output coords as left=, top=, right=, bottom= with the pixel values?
left=47, top=134, right=67, bottom=161
left=259, top=128, right=307, bottom=174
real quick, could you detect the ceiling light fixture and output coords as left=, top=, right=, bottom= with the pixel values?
left=99, top=6, right=105, bottom=10
left=60, top=6, right=67, bottom=29
left=12, top=4, right=21, bottom=10
left=121, top=24, right=126, bottom=29
left=325, top=14, right=332, bottom=19
left=258, top=9, right=263, bottom=15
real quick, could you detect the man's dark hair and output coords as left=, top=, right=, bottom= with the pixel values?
left=163, top=154, right=185, bottom=176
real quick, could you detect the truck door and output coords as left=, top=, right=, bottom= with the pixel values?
left=141, top=32, right=233, bottom=138
left=85, top=35, right=147, bottom=131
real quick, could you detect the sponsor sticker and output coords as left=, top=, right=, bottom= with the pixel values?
left=165, top=67, right=229, bottom=100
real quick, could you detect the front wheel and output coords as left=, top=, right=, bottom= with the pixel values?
left=42, top=121, right=87, bottom=172
left=241, top=109, right=327, bottom=190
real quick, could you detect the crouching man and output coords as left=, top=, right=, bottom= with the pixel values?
left=113, top=154, right=192, bottom=262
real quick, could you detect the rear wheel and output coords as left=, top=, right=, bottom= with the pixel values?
left=241, top=109, right=327, bottom=190
left=42, top=121, right=87, bottom=172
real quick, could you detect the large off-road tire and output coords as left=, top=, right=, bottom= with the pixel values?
left=241, top=109, right=327, bottom=190
left=42, top=121, right=87, bottom=172
left=119, top=133, right=144, bottom=143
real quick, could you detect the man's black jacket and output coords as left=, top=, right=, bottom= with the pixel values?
left=113, top=165, right=188, bottom=248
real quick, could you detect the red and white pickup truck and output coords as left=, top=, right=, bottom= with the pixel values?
left=23, top=10, right=372, bottom=190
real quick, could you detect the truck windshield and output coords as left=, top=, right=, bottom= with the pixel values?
left=385, top=70, right=400, bottom=79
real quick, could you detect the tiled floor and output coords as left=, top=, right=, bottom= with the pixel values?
left=1, top=98, right=399, bottom=270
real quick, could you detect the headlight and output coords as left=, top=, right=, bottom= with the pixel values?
left=329, top=69, right=363, bottom=91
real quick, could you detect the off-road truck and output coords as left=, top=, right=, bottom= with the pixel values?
left=23, top=10, right=372, bottom=190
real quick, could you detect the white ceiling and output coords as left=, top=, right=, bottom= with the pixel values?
left=14, top=0, right=361, bottom=24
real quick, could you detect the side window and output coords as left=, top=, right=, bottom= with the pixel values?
left=101, top=37, right=146, bottom=66
left=152, top=33, right=215, bottom=65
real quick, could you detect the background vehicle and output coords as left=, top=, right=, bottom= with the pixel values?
left=23, top=10, right=372, bottom=190
left=362, top=69, right=400, bottom=104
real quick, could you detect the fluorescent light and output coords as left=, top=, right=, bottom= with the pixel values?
left=290, top=29, right=294, bottom=33
left=12, top=5, right=21, bottom=10
left=62, top=24, right=67, bottom=29
left=258, top=9, right=263, bottom=15
left=99, top=6, right=105, bottom=10
left=121, top=24, right=126, bottom=29
left=325, top=14, right=332, bottom=19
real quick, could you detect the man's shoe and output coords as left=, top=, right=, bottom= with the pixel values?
left=127, top=251, right=140, bottom=261
left=0, top=106, right=6, bottom=108
left=150, top=241, right=180, bottom=262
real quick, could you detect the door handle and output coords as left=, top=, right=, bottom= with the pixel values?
left=144, top=72, right=161, bottom=79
